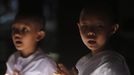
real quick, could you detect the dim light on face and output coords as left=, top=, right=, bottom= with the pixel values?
left=78, top=16, right=113, bottom=53
left=11, top=23, right=39, bottom=52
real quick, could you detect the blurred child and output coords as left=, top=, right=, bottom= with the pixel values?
left=5, top=15, right=57, bottom=75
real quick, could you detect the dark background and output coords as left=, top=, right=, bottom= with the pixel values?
left=0, top=0, right=134, bottom=75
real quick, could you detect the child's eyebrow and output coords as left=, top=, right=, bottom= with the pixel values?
left=79, top=23, right=105, bottom=26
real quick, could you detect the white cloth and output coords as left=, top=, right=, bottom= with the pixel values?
left=76, top=50, right=130, bottom=75
left=5, top=49, right=57, bottom=75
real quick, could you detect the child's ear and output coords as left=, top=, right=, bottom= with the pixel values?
left=112, top=24, right=119, bottom=34
left=36, top=31, right=45, bottom=42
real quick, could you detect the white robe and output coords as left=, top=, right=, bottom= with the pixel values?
left=5, top=49, right=57, bottom=75
left=76, top=50, right=130, bottom=75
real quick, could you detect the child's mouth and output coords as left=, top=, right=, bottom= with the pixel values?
left=15, top=41, right=22, bottom=45
left=88, top=39, right=96, bottom=45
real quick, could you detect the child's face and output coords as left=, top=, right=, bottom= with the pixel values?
left=78, top=15, right=115, bottom=52
left=11, top=22, right=44, bottom=51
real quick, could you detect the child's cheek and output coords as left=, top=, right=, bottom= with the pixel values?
left=97, top=34, right=107, bottom=46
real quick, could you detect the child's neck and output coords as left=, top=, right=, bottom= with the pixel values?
left=91, top=45, right=107, bottom=55
left=19, top=47, right=38, bottom=58
left=91, top=40, right=112, bottom=55
left=91, top=44, right=112, bottom=55
left=92, top=48, right=104, bottom=55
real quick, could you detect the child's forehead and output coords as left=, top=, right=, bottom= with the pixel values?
left=79, top=15, right=110, bottom=24
left=12, top=22, right=38, bottom=29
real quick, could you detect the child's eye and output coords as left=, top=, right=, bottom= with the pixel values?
left=22, top=28, right=29, bottom=33
left=96, top=24, right=104, bottom=29
left=80, top=25, right=88, bottom=30
left=12, top=27, right=19, bottom=34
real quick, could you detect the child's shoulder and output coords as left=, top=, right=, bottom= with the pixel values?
left=7, top=51, right=19, bottom=64
left=76, top=53, right=92, bottom=67
left=33, top=49, right=56, bottom=65
left=8, top=51, right=19, bottom=59
left=100, top=50, right=126, bottom=63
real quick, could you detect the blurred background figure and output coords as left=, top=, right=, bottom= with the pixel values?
left=0, top=0, right=59, bottom=74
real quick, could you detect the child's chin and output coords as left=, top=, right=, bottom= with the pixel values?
left=88, top=45, right=98, bottom=50
left=89, top=47, right=97, bottom=51
left=16, top=47, right=23, bottom=51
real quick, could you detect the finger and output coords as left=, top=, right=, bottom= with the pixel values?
left=53, top=72, right=66, bottom=75
left=58, top=64, right=67, bottom=71
left=72, top=67, right=78, bottom=75
left=13, top=69, right=20, bottom=75
left=53, top=72, right=61, bottom=75
left=58, top=64, right=70, bottom=75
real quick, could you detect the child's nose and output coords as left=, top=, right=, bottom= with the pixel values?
left=87, top=31, right=96, bottom=36
left=86, top=26, right=97, bottom=37
left=13, top=33, right=22, bottom=39
left=85, top=30, right=96, bottom=38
